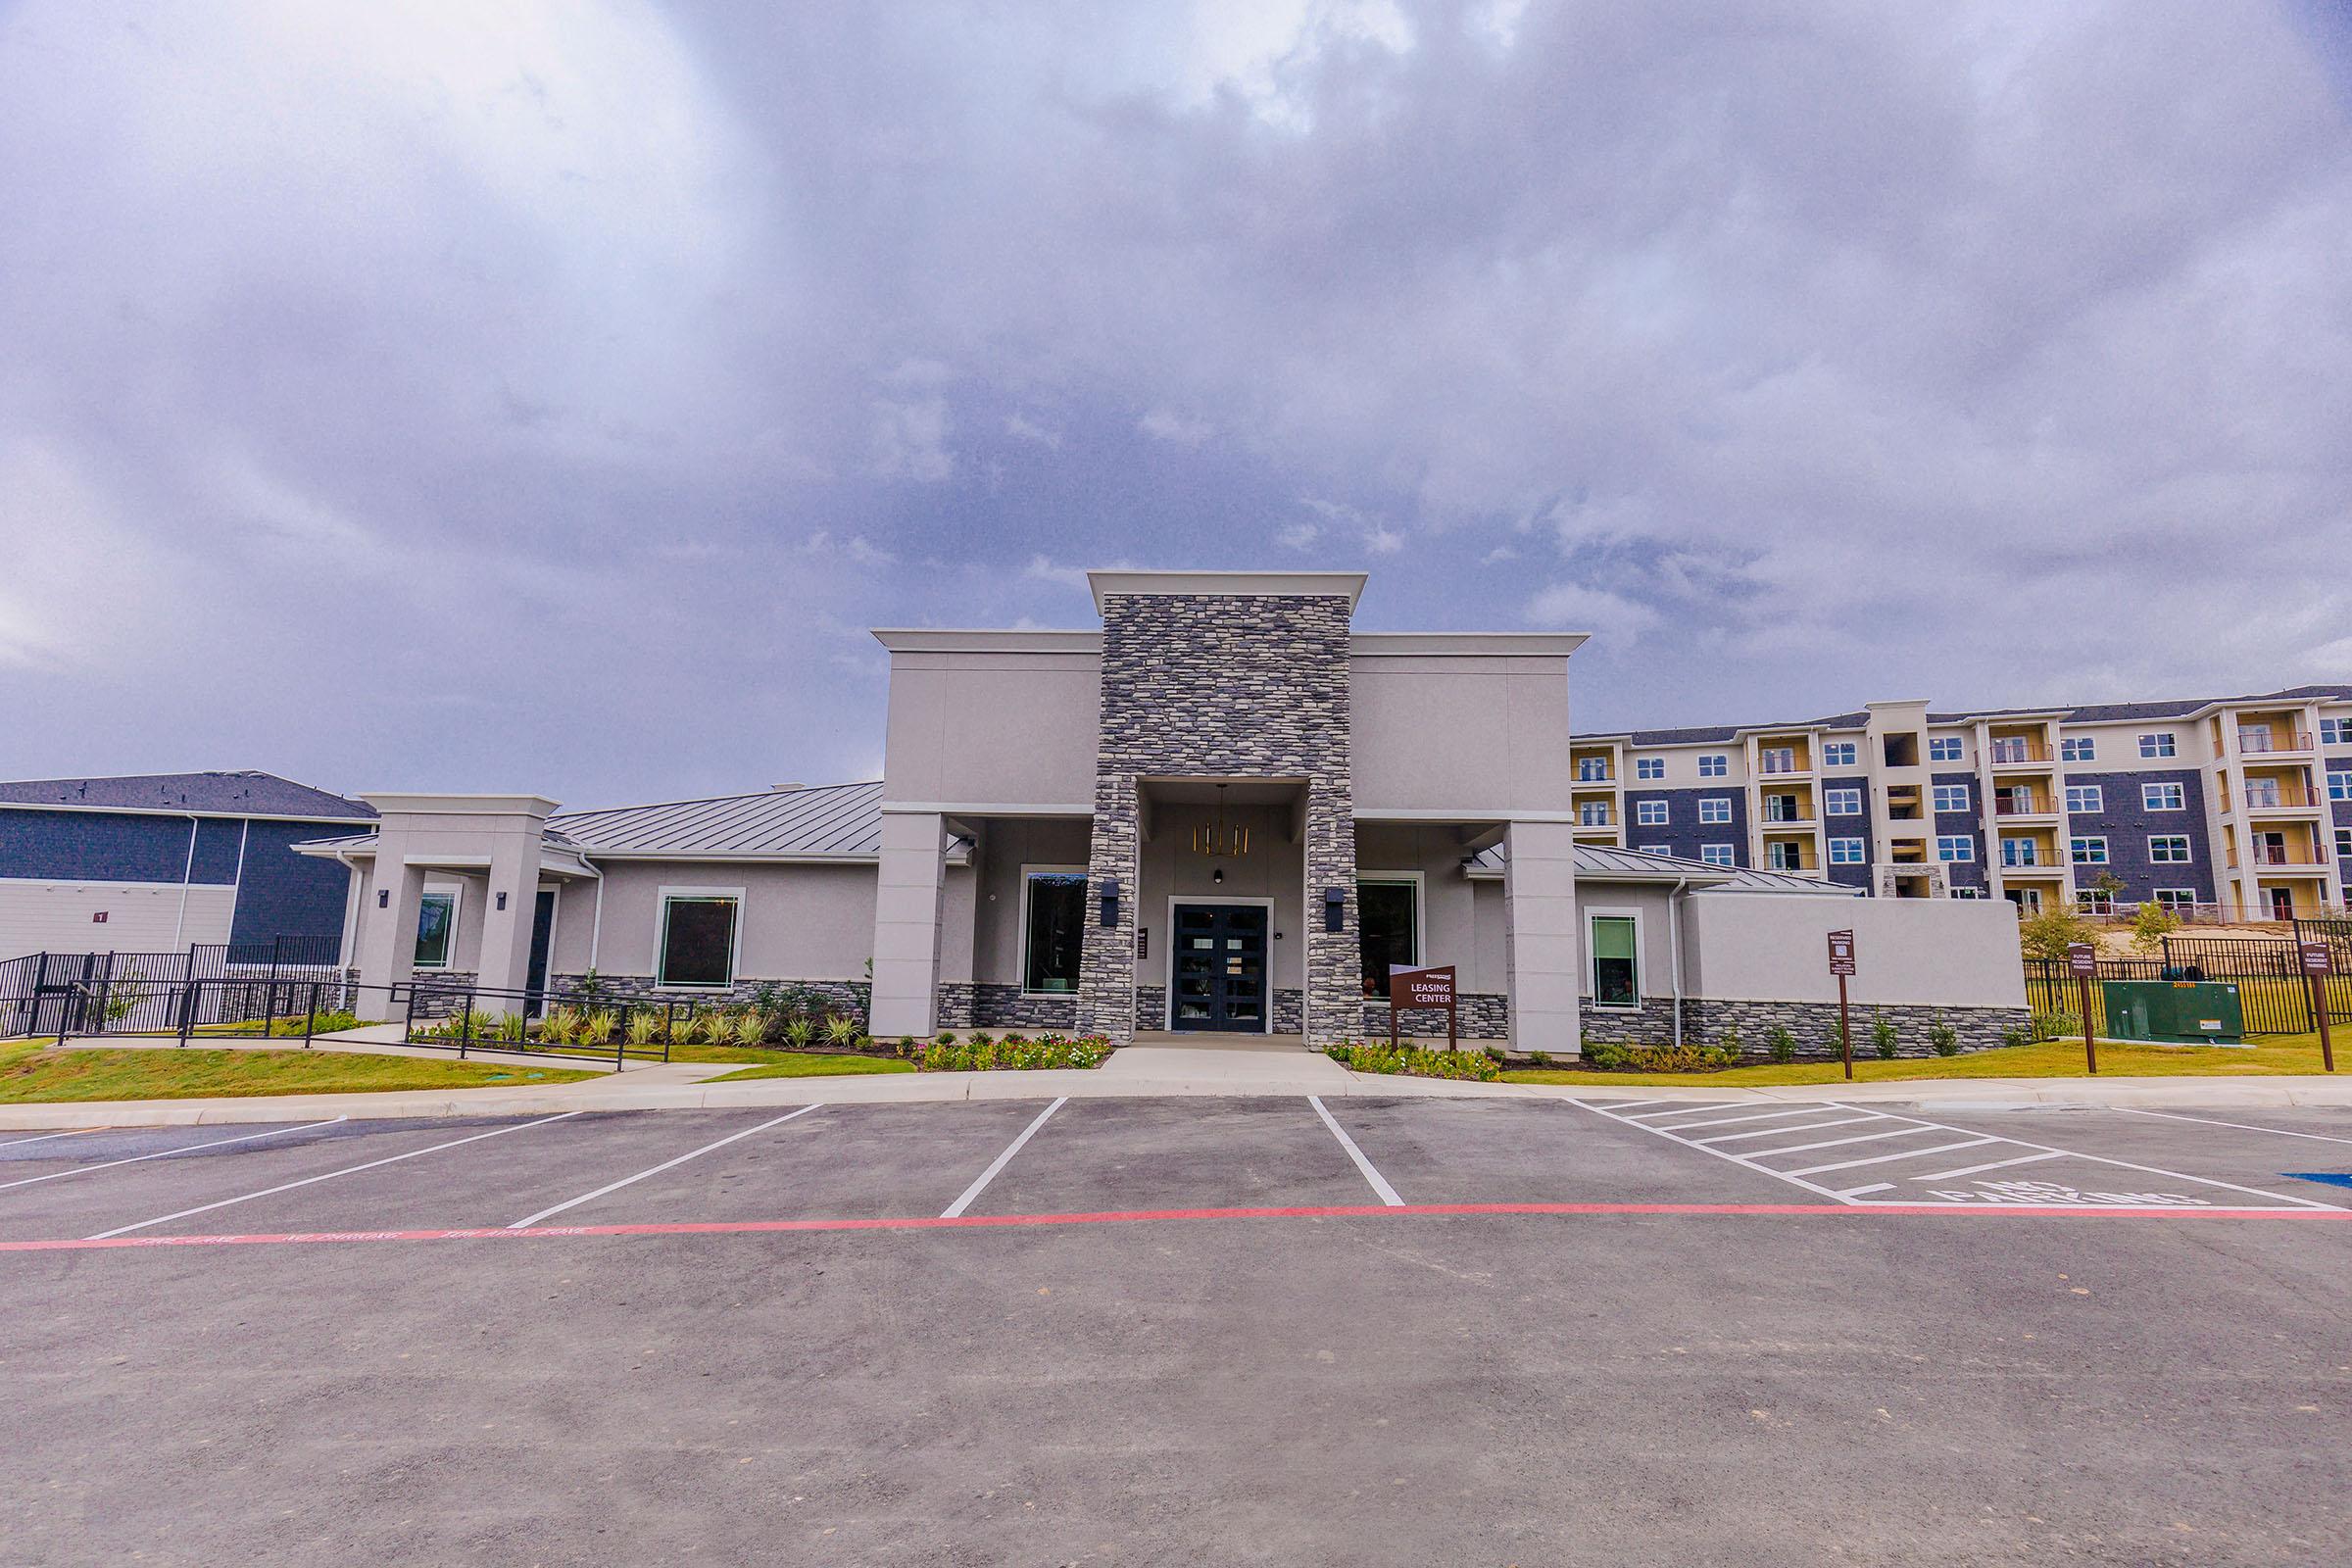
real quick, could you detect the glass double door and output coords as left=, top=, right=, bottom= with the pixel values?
left=1170, top=904, right=1268, bottom=1032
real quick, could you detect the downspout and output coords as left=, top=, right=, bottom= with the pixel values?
left=1669, top=877, right=1689, bottom=1050
left=171, top=814, right=200, bottom=949
left=586, top=856, right=605, bottom=971
left=332, top=850, right=363, bottom=971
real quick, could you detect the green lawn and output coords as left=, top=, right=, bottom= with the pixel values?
left=0, top=1043, right=595, bottom=1103
left=1501, top=1036, right=2345, bottom=1088
left=706, top=1054, right=915, bottom=1082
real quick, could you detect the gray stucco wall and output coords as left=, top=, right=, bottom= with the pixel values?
left=552, top=860, right=878, bottom=983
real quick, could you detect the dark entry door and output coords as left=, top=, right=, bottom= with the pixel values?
left=1170, top=904, right=1268, bottom=1032
left=524, top=890, right=557, bottom=1014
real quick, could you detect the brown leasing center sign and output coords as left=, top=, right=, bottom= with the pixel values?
left=1388, top=963, right=1458, bottom=1052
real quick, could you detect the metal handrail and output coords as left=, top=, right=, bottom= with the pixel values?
left=2237, top=730, right=2315, bottom=754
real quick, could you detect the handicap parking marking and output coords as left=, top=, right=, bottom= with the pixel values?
left=0, top=1117, right=347, bottom=1195
left=507, top=1104, right=823, bottom=1229
left=1570, top=1099, right=2346, bottom=1211
left=89, top=1112, right=586, bottom=1240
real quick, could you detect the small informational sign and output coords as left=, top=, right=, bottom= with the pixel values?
left=90, top=910, right=108, bottom=923
left=2301, top=941, right=2335, bottom=977
left=1388, top=964, right=1458, bottom=1052
left=1826, top=929, right=1856, bottom=977
left=2066, top=943, right=2099, bottom=979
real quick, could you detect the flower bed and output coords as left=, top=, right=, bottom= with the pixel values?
left=917, top=1032, right=1114, bottom=1072
left=1323, top=1040, right=1499, bottom=1082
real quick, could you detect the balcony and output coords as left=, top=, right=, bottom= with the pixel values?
left=1999, top=843, right=2064, bottom=870
left=2237, top=730, right=2314, bottom=756
left=1763, top=849, right=1818, bottom=872
left=1760, top=805, right=1816, bottom=825
left=1576, top=808, right=1616, bottom=828
left=2242, top=784, right=2322, bottom=810
left=1993, top=794, right=2054, bottom=817
left=1574, top=768, right=1615, bottom=786
left=1756, top=757, right=1811, bottom=777
left=2247, top=846, right=2327, bottom=867
left=1985, top=741, right=2053, bottom=767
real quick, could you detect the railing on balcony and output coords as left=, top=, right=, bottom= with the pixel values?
left=2237, top=730, right=2314, bottom=755
left=2000, top=842, right=2060, bottom=867
left=2248, top=845, right=2327, bottom=867
left=2243, top=784, right=2320, bottom=809
left=1986, top=740, right=2052, bottom=765
left=1756, top=753, right=1807, bottom=774
left=1993, top=794, right=2051, bottom=816
left=1577, top=808, right=1615, bottom=827
left=1764, top=850, right=1816, bottom=872
left=1760, top=807, right=1815, bottom=824
left=1575, top=766, right=1614, bottom=784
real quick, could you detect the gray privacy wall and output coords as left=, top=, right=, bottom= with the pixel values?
left=1077, top=591, right=1361, bottom=1046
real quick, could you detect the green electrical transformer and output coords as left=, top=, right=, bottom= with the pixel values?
left=2101, top=981, right=2245, bottom=1045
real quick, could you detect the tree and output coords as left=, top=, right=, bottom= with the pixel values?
left=2019, top=906, right=2100, bottom=960
left=2129, top=900, right=2182, bottom=955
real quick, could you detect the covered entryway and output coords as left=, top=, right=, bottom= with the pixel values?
left=1168, top=902, right=1269, bottom=1031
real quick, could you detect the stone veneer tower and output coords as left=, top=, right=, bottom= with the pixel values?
left=1075, top=578, right=1363, bottom=1049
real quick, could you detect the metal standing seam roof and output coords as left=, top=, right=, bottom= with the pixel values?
left=549, top=780, right=886, bottom=857
left=0, top=769, right=373, bottom=818
left=1467, top=842, right=1861, bottom=895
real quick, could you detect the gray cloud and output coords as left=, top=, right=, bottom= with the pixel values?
left=2, top=0, right=2346, bottom=805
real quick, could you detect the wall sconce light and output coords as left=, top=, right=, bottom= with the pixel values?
left=1211, top=866, right=1224, bottom=884
left=377, top=890, right=390, bottom=908
left=496, top=891, right=508, bottom=911
left=1322, top=887, right=1346, bottom=932
left=1100, top=877, right=1121, bottom=928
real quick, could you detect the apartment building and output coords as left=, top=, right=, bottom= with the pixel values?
left=1570, top=686, right=2352, bottom=918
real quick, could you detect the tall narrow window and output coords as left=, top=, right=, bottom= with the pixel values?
left=413, top=891, right=457, bottom=969
left=658, top=894, right=740, bottom=988
left=1357, top=879, right=1419, bottom=997
left=1589, top=914, right=1639, bottom=1007
left=1021, top=870, right=1087, bottom=994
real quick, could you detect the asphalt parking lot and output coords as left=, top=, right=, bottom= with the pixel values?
left=4, top=1093, right=2350, bottom=1565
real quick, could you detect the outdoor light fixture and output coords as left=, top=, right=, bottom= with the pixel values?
left=1100, top=877, right=1120, bottom=928
left=1192, top=783, right=1250, bottom=858
left=1323, top=887, right=1346, bottom=932
left=1211, top=866, right=1224, bottom=884
left=377, top=890, right=390, bottom=908
left=496, top=891, right=508, bottom=911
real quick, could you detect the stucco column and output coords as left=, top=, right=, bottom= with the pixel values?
left=1502, top=818, right=1582, bottom=1057
left=870, top=810, right=949, bottom=1040
left=475, top=828, right=547, bottom=999
left=353, top=855, right=425, bottom=1022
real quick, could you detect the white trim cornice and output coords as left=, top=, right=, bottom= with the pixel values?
left=869, top=628, right=1102, bottom=655
left=1088, top=569, right=1367, bottom=612
left=361, top=792, right=561, bottom=818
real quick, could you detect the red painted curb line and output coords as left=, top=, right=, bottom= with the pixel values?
left=3, top=1199, right=2346, bottom=1253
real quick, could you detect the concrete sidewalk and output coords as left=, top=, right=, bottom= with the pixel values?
left=2, top=1030, right=2350, bottom=1127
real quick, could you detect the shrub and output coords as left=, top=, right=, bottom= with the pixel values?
left=734, top=1010, right=769, bottom=1049
left=267, top=1009, right=361, bottom=1037
left=625, top=1008, right=662, bottom=1048
left=784, top=1015, right=816, bottom=1050
left=2019, top=906, right=2101, bottom=961
left=2031, top=1009, right=2081, bottom=1043
left=1323, top=1040, right=1500, bottom=1082
left=969, top=1031, right=996, bottom=1049
left=1527, top=1051, right=1551, bottom=1068
left=578, top=1008, right=618, bottom=1047
left=825, top=1014, right=860, bottom=1049
left=920, top=1033, right=1112, bottom=1072
left=1871, top=1010, right=1899, bottom=1059
left=2129, top=900, right=2182, bottom=954
left=1999, top=1022, right=2033, bottom=1049
left=1583, top=1041, right=1629, bottom=1070
left=1483, top=1044, right=1506, bottom=1064
left=1716, top=1025, right=1742, bottom=1061
left=540, top=1005, right=581, bottom=1046
left=1766, top=1024, right=1797, bottom=1063
left=1928, top=1015, right=1960, bottom=1056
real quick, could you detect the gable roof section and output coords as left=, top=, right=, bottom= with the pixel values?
left=1465, top=842, right=1860, bottom=895
left=551, top=780, right=885, bottom=858
left=0, top=770, right=373, bottom=820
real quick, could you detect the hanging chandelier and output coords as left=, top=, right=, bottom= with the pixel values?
left=1192, top=783, right=1250, bottom=858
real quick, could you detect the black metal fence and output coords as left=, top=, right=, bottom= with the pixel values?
left=1, top=940, right=349, bottom=1040
left=401, top=979, right=679, bottom=1066
left=2027, top=935, right=2352, bottom=1038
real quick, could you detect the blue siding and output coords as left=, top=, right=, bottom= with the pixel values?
left=1820, top=772, right=1873, bottom=879
left=226, top=819, right=353, bottom=947
left=1931, top=770, right=1988, bottom=890
left=190, top=816, right=245, bottom=883
left=0, top=810, right=201, bottom=884
left=1624, top=787, right=1748, bottom=865
left=2062, top=768, right=2214, bottom=902
left=0, top=807, right=354, bottom=947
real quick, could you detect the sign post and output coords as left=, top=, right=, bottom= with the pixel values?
left=1826, top=930, right=1856, bottom=1081
left=2300, top=941, right=2335, bottom=1074
left=1388, top=964, right=1458, bottom=1054
left=2067, top=942, right=2100, bottom=1075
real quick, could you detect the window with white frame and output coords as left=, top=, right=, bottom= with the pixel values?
left=1700, top=844, right=1736, bottom=866
left=1758, top=746, right=1797, bottom=773
left=1021, top=868, right=1088, bottom=994
left=2329, top=769, right=2352, bottom=802
left=2138, top=732, right=2177, bottom=759
left=2061, top=737, right=2095, bottom=762
left=656, top=889, right=742, bottom=989
left=2064, top=784, right=2103, bottom=813
left=1629, top=757, right=1660, bottom=780
left=1932, top=783, right=1970, bottom=813
left=1698, top=797, right=1732, bottom=823
left=2142, top=781, right=2185, bottom=811
left=1929, top=736, right=1964, bottom=761
left=1826, top=787, right=1862, bottom=815
left=2070, top=836, right=2109, bottom=864
left=2076, top=888, right=2115, bottom=915
left=1952, top=886, right=1985, bottom=900
left=2321, top=716, right=2348, bottom=746
left=1579, top=802, right=1612, bottom=826
left=413, top=889, right=459, bottom=969
left=1636, top=800, right=1669, bottom=825
left=2337, top=827, right=2352, bottom=859
left=1829, top=837, right=1865, bottom=864
left=1638, top=844, right=1671, bottom=857
left=2153, top=888, right=2198, bottom=911
left=1823, top=740, right=1857, bottom=768
left=1577, top=757, right=1610, bottom=782
left=2148, top=834, right=2192, bottom=863
left=1937, top=835, right=1975, bottom=862
left=1698, top=754, right=1728, bottom=777
left=1588, top=912, right=1640, bottom=1008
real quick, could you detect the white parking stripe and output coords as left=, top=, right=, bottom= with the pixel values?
left=1747, top=1124, right=1937, bottom=1159
left=0, top=1118, right=344, bottom=1194
left=1309, top=1096, right=1403, bottom=1207
left=0, top=1127, right=110, bottom=1152
left=1696, top=1114, right=1884, bottom=1147
left=942, top=1098, right=1066, bottom=1219
left=510, top=1105, right=821, bottom=1229
left=1785, top=1137, right=1994, bottom=1179
left=91, top=1113, right=584, bottom=1239
left=1624, top=1103, right=1746, bottom=1122
left=1910, top=1150, right=2064, bottom=1183
left=2112, top=1107, right=2352, bottom=1148
left=1570, top=1099, right=1860, bottom=1204
left=1663, top=1107, right=1859, bottom=1133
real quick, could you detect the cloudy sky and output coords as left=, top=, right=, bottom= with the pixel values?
left=3, top=1, right=2348, bottom=808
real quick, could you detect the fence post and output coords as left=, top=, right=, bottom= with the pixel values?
left=261, top=976, right=277, bottom=1042
left=460, top=989, right=476, bottom=1059
left=404, top=982, right=419, bottom=1047
left=179, top=980, right=197, bottom=1048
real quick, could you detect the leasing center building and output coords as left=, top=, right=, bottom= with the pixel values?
left=324, top=571, right=2027, bottom=1054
